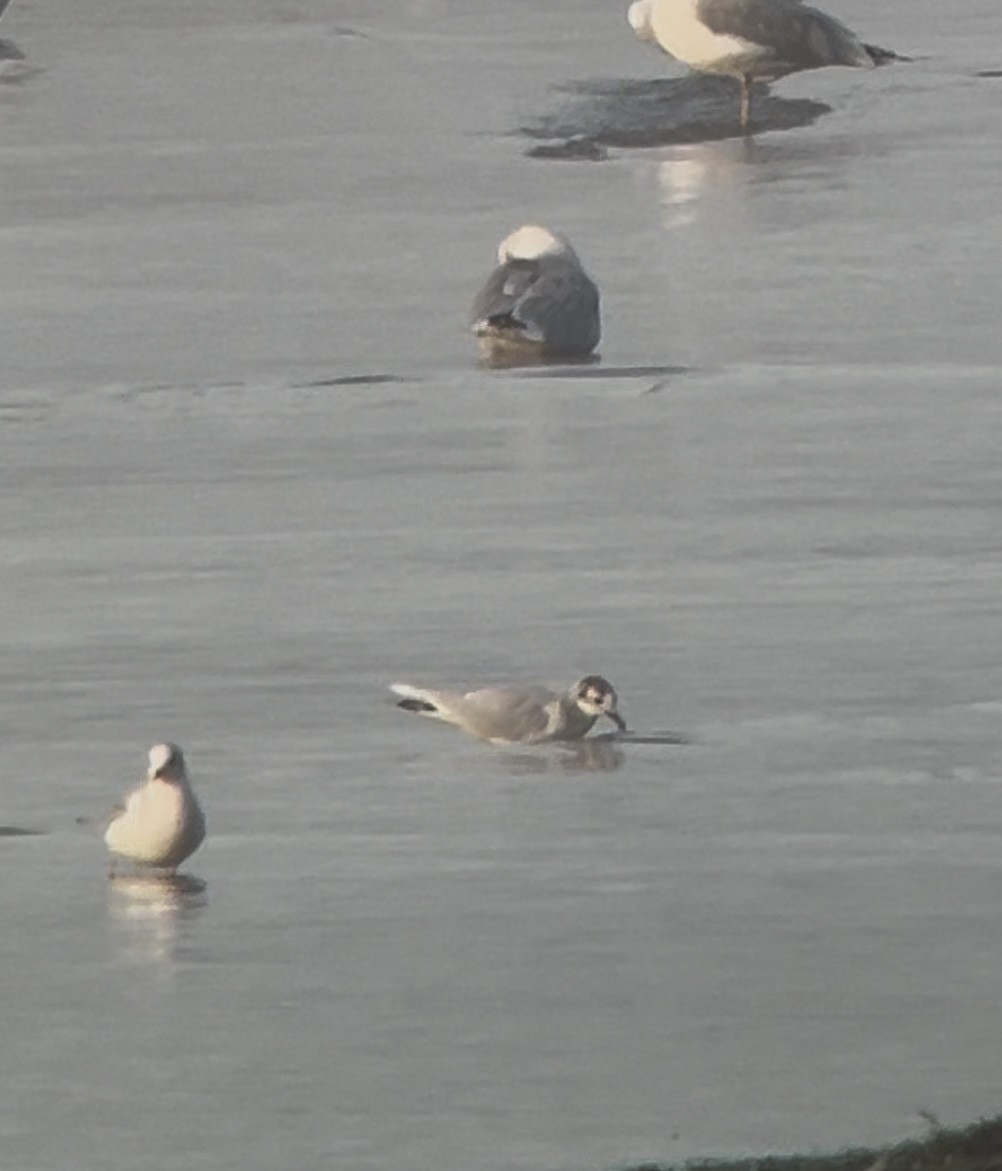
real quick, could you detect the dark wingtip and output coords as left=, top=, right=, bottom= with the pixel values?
left=397, top=698, right=436, bottom=714
left=476, top=311, right=528, bottom=338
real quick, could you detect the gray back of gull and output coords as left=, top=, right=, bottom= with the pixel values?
left=697, top=0, right=873, bottom=75
left=470, top=256, right=601, bottom=357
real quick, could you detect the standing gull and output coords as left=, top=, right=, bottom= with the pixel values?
left=469, top=225, right=601, bottom=361
left=104, top=743, right=206, bottom=875
left=627, top=0, right=904, bottom=130
left=390, top=676, right=626, bottom=744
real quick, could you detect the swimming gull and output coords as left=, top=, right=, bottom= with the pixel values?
left=104, top=743, right=206, bottom=875
left=469, top=225, right=601, bottom=360
left=390, top=676, right=627, bottom=744
left=627, top=0, right=904, bottom=130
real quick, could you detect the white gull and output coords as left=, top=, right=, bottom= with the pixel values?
left=104, top=743, right=206, bottom=875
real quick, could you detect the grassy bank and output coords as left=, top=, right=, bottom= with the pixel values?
left=618, top=1114, right=1002, bottom=1171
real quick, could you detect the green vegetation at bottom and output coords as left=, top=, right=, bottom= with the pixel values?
left=617, top=1114, right=1002, bottom=1171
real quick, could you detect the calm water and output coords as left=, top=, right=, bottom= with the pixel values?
left=2, top=2, right=1001, bottom=1169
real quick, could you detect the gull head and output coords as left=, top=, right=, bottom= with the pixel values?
left=572, top=676, right=627, bottom=731
left=498, top=224, right=577, bottom=265
left=147, top=742, right=187, bottom=783
left=627, top=0, right=656, bottom=42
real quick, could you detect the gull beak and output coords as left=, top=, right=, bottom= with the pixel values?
left=607, top=710, right=627, bottom=733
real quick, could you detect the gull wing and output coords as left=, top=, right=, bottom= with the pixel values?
left=460, top=685, right=558, bottom=742
left=697, top=0, right=871, bottom=69
left=471, top=258, right=600, bottom=354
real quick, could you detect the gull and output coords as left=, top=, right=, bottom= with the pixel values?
left=627, top=0, right=904, bottom=130
left=469, top=225, right=601, bottom=361
left=390, top=676, right=627, bottom=744
left=0, top=0, right=26, bottom=70
left=104, top=743, right=206, bottom=875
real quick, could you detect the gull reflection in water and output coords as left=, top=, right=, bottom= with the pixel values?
left=106, top=872, right=207, bottom=967
left=652, top=139, right=760, bottom=230
left=499, top=738, right=626, bottom=776
left=652, top=134, right=861, bottom=233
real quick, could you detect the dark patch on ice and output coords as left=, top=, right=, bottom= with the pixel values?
left=601, top=730, right=691, bottom=746
left=0, top=825, right=45, bottom=837
left=510, top=363, right=688, bottom=383
left=521, top=75, right=829, bottom=157
left=105, top=375, right=411, bottom=400
left=106, top=379, right=247, bottom=402
left=527, top=136, right=610, bottom=162
left=639, top=376, right=683, bottom=395
left=302, top=373, right=410, bottom=388
left=976, top=69, right=1002, bottom=78
left=493, top=364, right=689, bottom=395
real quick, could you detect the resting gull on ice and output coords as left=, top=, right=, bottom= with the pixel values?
left=104, top=743, right=206, bottom=875
left=390, top=676, right=627, bottom=744
left=469, top=225, right=601, bottom=361
left=627, top=0, right=904, bottom=130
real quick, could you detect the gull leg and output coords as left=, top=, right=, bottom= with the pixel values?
left=740, top=75, right=752, bottom=132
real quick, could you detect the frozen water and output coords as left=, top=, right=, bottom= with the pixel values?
left=2, top=2, right=1002, bottom=1170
